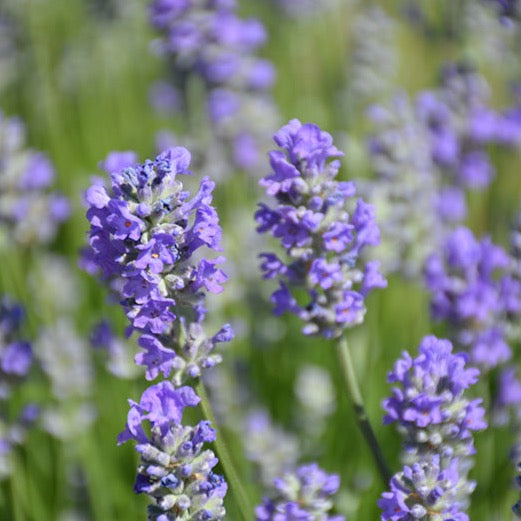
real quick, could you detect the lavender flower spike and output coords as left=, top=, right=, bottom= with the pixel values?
left=84, top=148, right=234, bottom=385
left=256, top=119, right=386, bottom=338
left=383, top=335, right=486, bottom=508
left=378, top=455, right=469, bottom=521
left=383, top=335, right=486, bottom=458
left=119, top=381, right=227, bottom=521
left=0, top=110, right=69, bottom=246
left=424, top=226, right=511, bottom=369
left=256, top=463, right=344, bottom=521
left=0, top=297, right=39, bottom=479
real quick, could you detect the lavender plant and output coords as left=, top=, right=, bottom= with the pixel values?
left=383, top=336, right=486, bottom=465
left=84, top=148, right=233, bottom=385
left=0, top=297, right=38, bottom=479
left=418, top=63, right=521, bottom=196
left=360, top=94, right=440, bottom=278
left=424, top=226, right=511, bottom=369
left=149, top=0, right=279, bottom=173
left=362, top=64, right=521, bottom=279
left=256, top=463, right=344, bottom=521
left=0, top=110, right=69, bottom=247
left=84, top=148, right=257, bottom=521
left=256, top=119, right=389, bottom=484
left=256, top=118, right=386, bottom=339
left=380, top=335, right=486, bottom=517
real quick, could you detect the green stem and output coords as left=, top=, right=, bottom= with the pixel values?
left=195, top=379, right=253, bottom=521
left=336, top=335, right=391, bottom=485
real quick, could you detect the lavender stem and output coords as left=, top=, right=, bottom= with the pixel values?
left=336, top=335, right=391, bottom=485
left=195, top=379, right=254, bottom=521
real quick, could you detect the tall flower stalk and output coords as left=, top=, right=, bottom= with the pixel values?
left=256, top=119, right=389, bottom=483
left=379, top=336, right=486, bottom=520
left=84, top=148, right=251, bottom=521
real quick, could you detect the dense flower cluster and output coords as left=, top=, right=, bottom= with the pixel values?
left=256, top=119, right=386, bottom=338
left=84, top=148, right=233, bottom=385
left=419, top=63, right=521, bottom=200
left=256, top=463, right=344, bottom=521
left=85, top=148, right=231, bottom=518
left=424, top=227, right=511, bottom=369
left=0, top=297, right=39, bottom=479
left=383, top=335, right=486, bottom=461
left=118, top=382, right=226, bottom=521
left=381, top=335, right=485, bottom=515
left=363, top=64, right=521, bottom=278
left=149, top=0, right=278, bottom=171
left=378, top=456, right=469, bottom=521
left=0, top=110, right=69, bottom=246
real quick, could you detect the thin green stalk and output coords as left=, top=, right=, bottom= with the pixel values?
left=336, top=335, right=391, bottom=485
left=195, top=379, right=253, bottom=521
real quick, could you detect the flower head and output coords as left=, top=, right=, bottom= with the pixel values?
left=256, top=119, right=386, bottom=338
left=118, top=381, right=227, bottom=521
left=378, top=456, right=469, bottom=521
left=84, top=148, right=233, bottom=385
left=383, top=335, right=486, bottom=461
left=424, top=227, right=510, bottom=369
left=256, top=463, right=344, bottom=521
left=0, top=111, right=69, bottom=246
left=149, top=0, right=279, bottom=172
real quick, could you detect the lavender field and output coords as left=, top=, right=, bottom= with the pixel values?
left=1, top=1, right=521, bottom=520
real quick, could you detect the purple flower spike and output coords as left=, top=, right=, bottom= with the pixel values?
left=0, top=111, right=69, bottom=246
left=118, top=382, right=226, bottom=521
left=84, top=148, right=233, bottom=385
left=257, top=119, right=386, bottom=338
left=379, top=456, right=469, bottom=521
left=424, top=226, right=511, bottom=369
left=383, top=335, right=486, bottom=510
left=149, top=0, right=279, bottom=173
left=383, top=335, right=485, bottom=456
left=256, top=463, right=344, bottom=521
